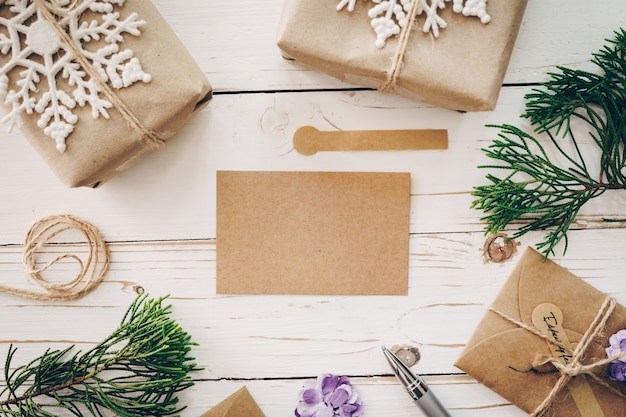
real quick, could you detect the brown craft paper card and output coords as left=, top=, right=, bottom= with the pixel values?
left=216, top=171, right=410, bottom=295
left=276, top=0, right=527, bottom=112
left=199, top=387, right=266, bottom=417
left=455, top=248, right=626, bottom=417
left=0, top=0, right=212, bottom=187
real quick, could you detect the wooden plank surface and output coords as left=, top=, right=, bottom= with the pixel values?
left=0, top=1, right=625, bottom=416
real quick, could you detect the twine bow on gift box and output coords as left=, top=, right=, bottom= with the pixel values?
left=490, top=298, right=626, bottom=417
left=0, top=0, right=165, bottom=150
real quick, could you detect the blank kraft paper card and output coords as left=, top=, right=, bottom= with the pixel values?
left=216, top=171, right=411, bottom=295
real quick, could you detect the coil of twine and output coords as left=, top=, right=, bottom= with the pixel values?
left=0, top=214, right=109, bottom=301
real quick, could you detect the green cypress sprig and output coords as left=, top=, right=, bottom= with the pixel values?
left=0, top=294, right=201, bottom=417
left=472, top=28, right=626, bottom=258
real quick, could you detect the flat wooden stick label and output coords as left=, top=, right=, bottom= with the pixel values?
left=293, top=126, right=448, bottom=155
left=532, top=303, right=606, bottom=417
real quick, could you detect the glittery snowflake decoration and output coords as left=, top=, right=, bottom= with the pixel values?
left=337, top=0, right=490, bottom=48
left=0, top=0, right=151, bottom=152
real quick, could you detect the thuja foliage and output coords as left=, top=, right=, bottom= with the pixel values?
left=0, top=295, right=200, bottom=417
left=472, top=28, right=626, bottom=257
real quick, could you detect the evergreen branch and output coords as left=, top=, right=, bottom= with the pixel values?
left=472, top=28, right=626, bottom=257
left=0, top=295, right=200, bottom=417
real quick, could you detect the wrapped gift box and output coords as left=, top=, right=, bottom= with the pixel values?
left=276, top=0, right=527, bottom=112
left=0, top=0, right=212, bottom=187
left=455, top=248, right=626, bottom=417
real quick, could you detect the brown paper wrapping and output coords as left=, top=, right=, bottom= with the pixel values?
left=0, top=0, right=212, bottom=187
left=455, top=248, right=626, bottom=417
left=199, top=387, right=266, bottom=417
left=276, top=0, right=527, bottom=112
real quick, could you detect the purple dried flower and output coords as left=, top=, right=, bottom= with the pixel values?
left=606, top=329, right=626, bottom=383
left=295, top=373, right=362, bottom=417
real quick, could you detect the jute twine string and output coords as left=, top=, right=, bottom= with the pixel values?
left=30, top=0, right=165, bottom=148
left=0, top=214, right=109, bottom=301
left=379, top=0, right=422, bottom=94
left=490, top=297, right=626, bottom=417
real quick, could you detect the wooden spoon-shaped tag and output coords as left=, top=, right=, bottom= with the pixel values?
left=293, top=126, right=448, bottom=155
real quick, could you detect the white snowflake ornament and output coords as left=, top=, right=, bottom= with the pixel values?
left=0, top=0, right=152, bottom=152
left=337, top=0, right=490, bottom=48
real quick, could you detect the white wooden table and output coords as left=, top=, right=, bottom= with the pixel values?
left=0, top=1, right=625, bottom=416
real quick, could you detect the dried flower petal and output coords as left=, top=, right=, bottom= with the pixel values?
left=328, top=387, right=350, bottom=408
left=302, top=388, right=322, bottom=404
left=295, top=374, right=362, bottom=417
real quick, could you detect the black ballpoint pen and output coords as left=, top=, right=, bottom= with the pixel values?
left=382, top=346, right=452, bottom=417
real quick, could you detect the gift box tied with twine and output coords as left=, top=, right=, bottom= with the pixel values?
left=277, top=0, right=527, bottom=112
left=455, top=248, right=626, bottom=417
left=0, top=0, right=212, bottom=187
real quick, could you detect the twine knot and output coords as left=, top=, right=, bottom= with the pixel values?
left=531, top=353, right=617, bottom=379
left=562, top=362, right=587, bottom=377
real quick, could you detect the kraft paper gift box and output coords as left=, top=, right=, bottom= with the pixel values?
left=455, top=248, right=626, bottom=417
left=199, top=387, right=266, bottom=417
left=0, top=0, right=212, bottom=187
left=276, top=0, right=527, bottom=112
